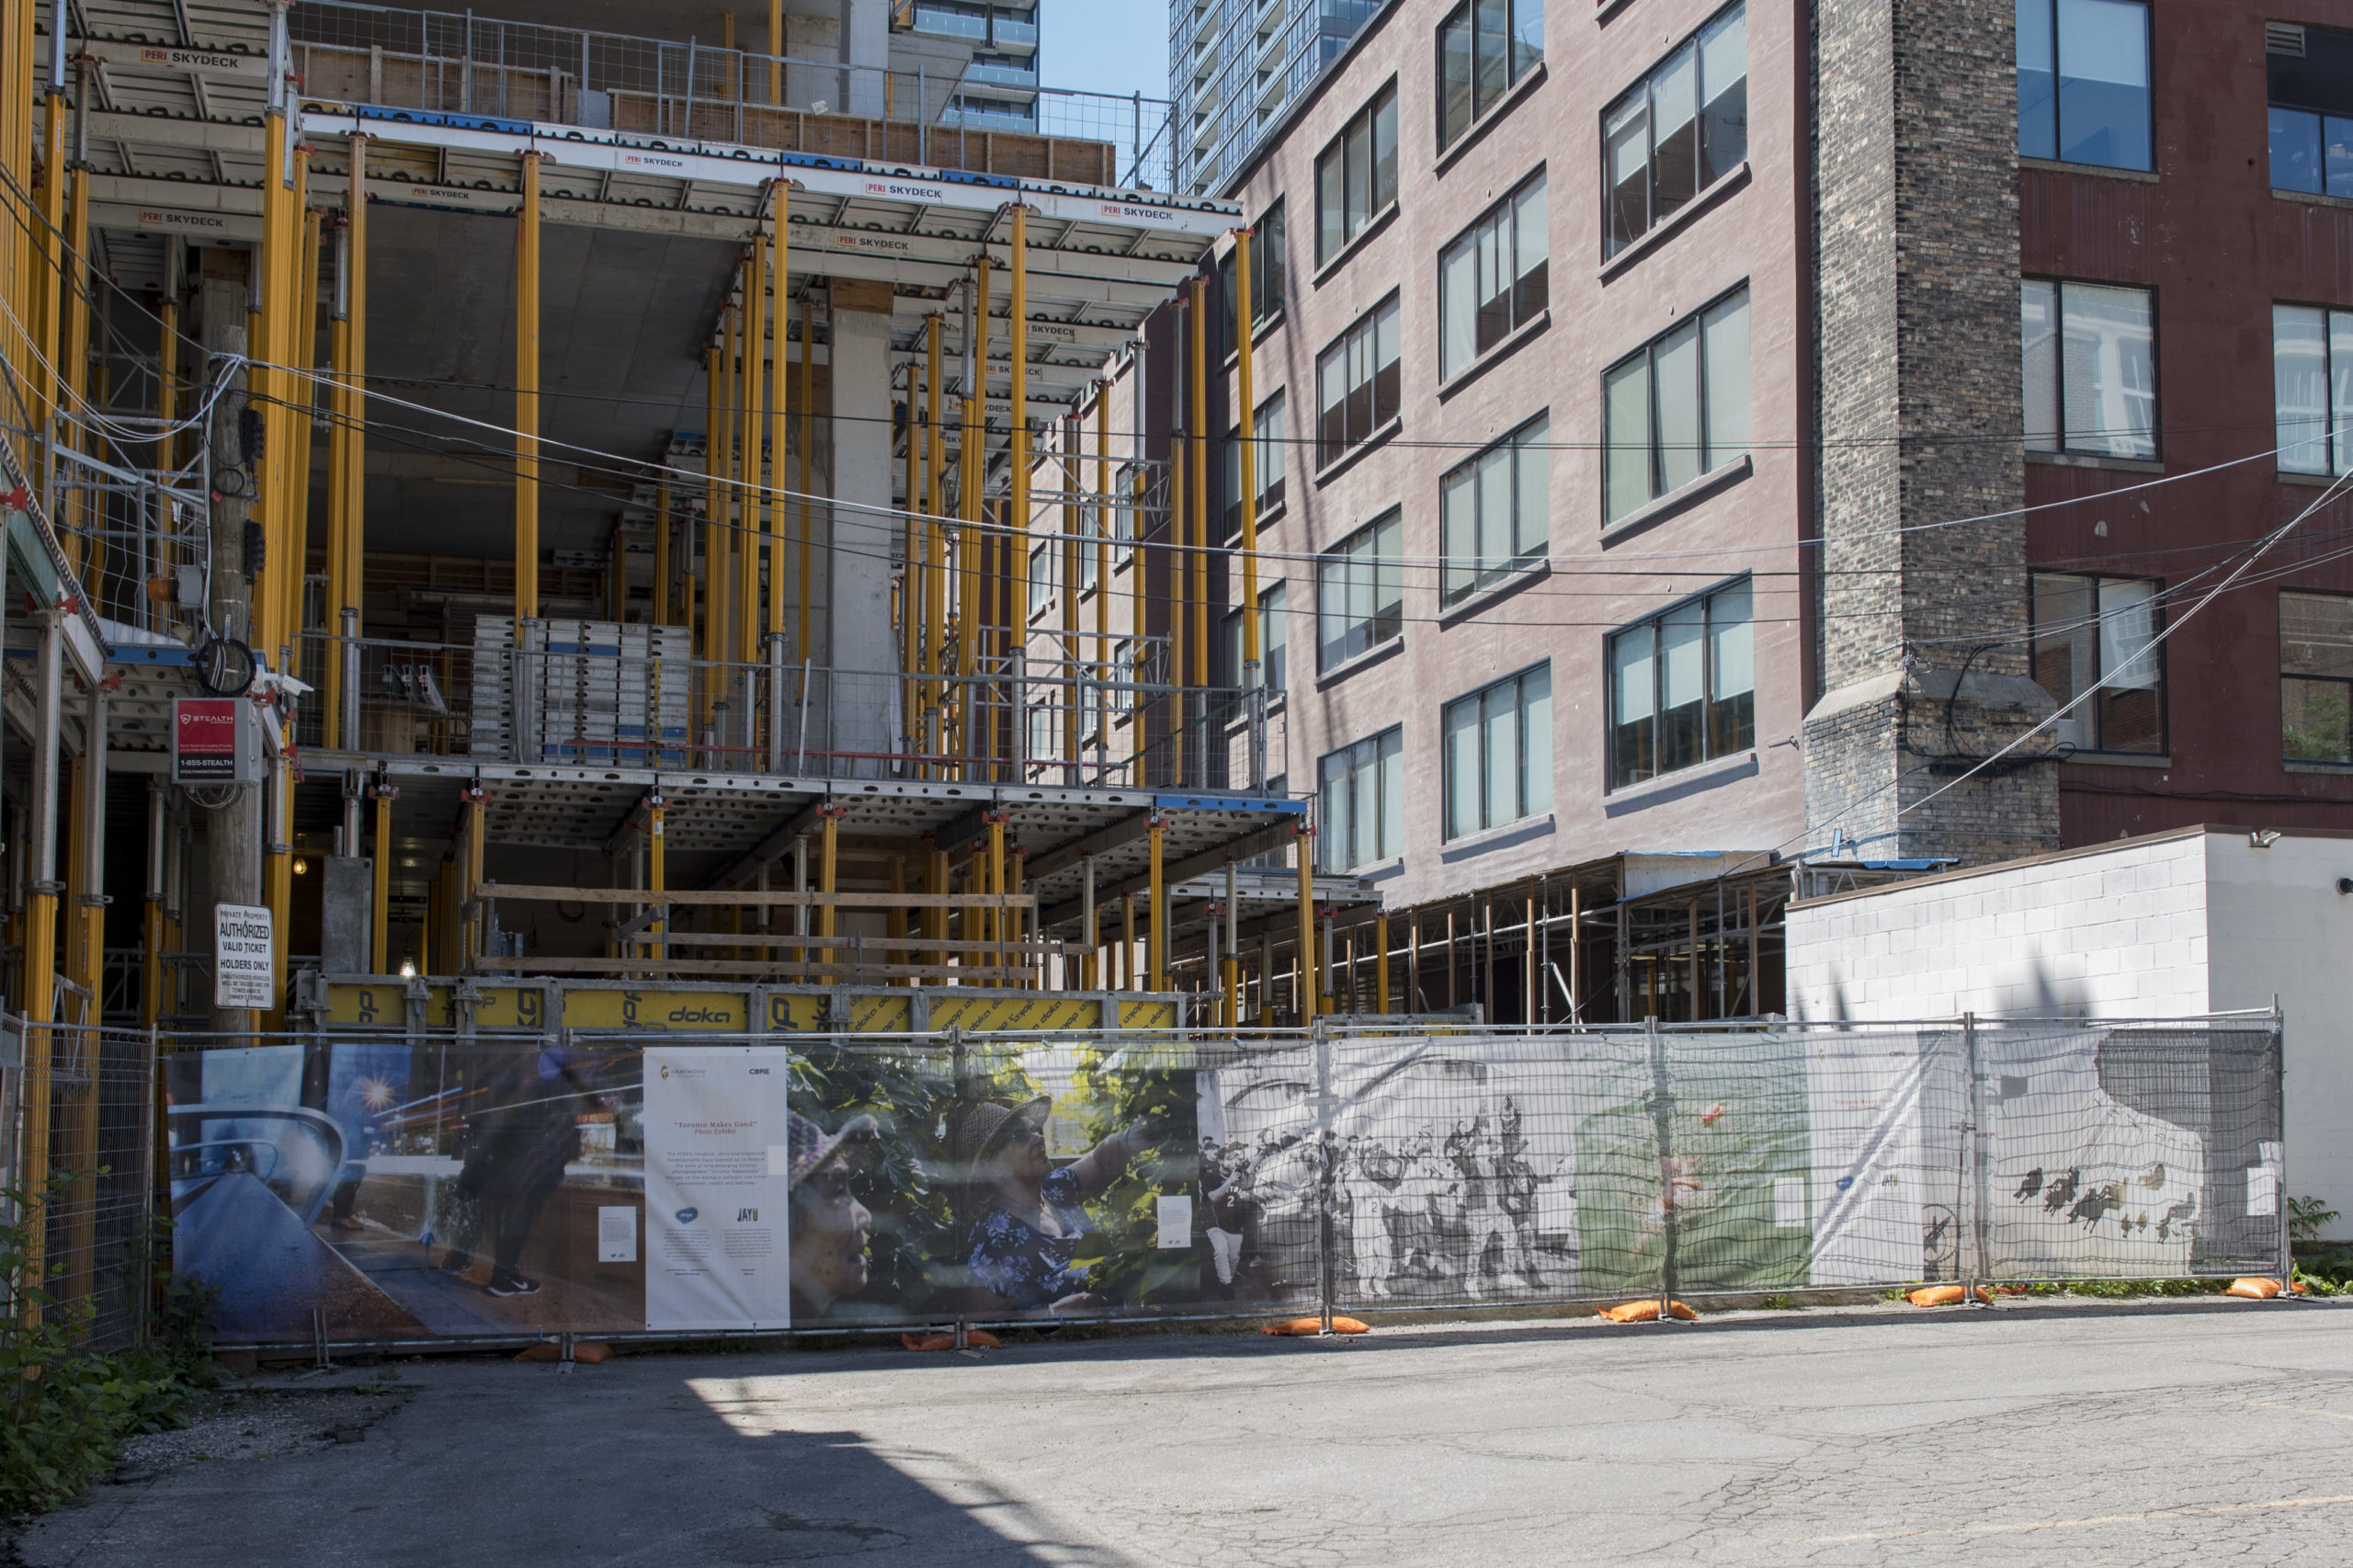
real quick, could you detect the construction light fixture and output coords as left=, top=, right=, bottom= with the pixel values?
left=399, top=960, right=417, bottom=978
left=2250, top=829, right=2282, bottom=848
left=292, top=857, right=309, bottom=875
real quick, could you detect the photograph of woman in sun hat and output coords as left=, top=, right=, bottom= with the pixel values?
left=947, top=1096, right=1163, bottom=1316
left=786, top=1110, right=881, bottom=1324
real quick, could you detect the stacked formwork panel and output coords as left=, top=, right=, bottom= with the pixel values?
left=471, top=618, right=694, bottom=765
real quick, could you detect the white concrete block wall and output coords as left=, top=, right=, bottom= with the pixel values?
left=1785, top=827, right=2353, bottom=1241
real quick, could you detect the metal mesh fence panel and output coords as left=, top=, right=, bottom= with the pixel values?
left=132, top=1016, right=2283, bottom=1346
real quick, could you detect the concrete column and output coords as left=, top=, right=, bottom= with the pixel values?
left=837, top=0, right=888, bottom=117
left=826, top=279, right=901, bottom=772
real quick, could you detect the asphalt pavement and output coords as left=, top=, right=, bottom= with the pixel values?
left=20, top=1297, right=2353, bottom=1567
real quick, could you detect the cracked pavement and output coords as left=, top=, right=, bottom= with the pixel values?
left=17, top=1298, right=2353, bottom=1567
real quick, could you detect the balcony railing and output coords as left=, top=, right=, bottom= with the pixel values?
left=290, top=0, right=1174, bottom=191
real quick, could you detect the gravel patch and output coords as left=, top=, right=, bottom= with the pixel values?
left=110, top=1385, right=412, bottom=1483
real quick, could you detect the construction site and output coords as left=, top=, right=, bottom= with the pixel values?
left=0, top=0, right=1923, bottom=1356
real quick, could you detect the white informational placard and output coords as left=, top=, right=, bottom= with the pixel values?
left=213, top=903, right=276, bottom=1011
left=642, top=1046, right=794, bottom=1330
left=1155, top=1194, right=1193, bottom=1249
left=597, top=1206, right=639, bottom=1264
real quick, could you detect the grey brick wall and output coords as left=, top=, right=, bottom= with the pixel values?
left=1805, top=0, right=2058, bottom=865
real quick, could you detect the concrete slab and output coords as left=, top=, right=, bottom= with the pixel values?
left=18, top=1300, right=2353, bottom=1567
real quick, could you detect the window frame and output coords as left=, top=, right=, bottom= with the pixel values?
left=1221, top=390, right=1290, bottom=537
left=2272, top=301, right=2353, bottom=477
left=1600, top=1, right=1749, bottom=260
left=1314, top=78, right=1401, bottom=268
left=2028, top=571, right=2168, bottom=756
left=1440, top=413, right=1551, bottom=606
left=2281, top=588, right=2353, bottom=764
left=1221, top=582, right=1289, bottom=698
left=1601, top=283, right=1752, bottom=525
left=1438, top=168, right=1549, bottom=381
left=1315, top=293, right=1404, bottom=470
left=1315, top=509, right=1404, bottom=674
left=1441, top=661, right=1553, bottom=840
left=1606, top=576, right=1756, bottom=790
left=2016, top=0, right=2154, bottom=174
left=2021, top=276, right=2162, bottom=461
left=1317, top=725, right=1404, bottom=872
left=1436, top=0, right=1545, bottom=153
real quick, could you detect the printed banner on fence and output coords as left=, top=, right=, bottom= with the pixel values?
left=642, top=1046, right=794, bottom=1330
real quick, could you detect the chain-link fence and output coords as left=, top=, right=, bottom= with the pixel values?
left=146, top=1013, right=2286, bottom=1348
left=0, top=1022, right=162, bottom=1351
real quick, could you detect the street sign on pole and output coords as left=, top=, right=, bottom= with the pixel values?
left=214, top=903, right=276, bottom=1010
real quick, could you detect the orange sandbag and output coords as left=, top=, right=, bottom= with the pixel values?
left=1603, top=1299, right=1696, bottom=1323
left=2227, top=1277, right=2283, bottom=1299
left=1258, top=1315, right=1372, bottom=1336
left=513, top=1342, right=561, bottom=1362
left=2292, top=1280, right=2313, bottom=1296
left=1907, top=1285, right=1993, bottom=1306
left=572, top=1341, right=614, bottom=1364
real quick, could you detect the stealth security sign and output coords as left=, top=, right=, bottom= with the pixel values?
left=173, top=698, right=260, bottom=784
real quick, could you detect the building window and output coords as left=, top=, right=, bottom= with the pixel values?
left=1315, top=79, right=1400, bottom=266
left=1443, top=664, right=1552, bottom=839
left=2282, top=590, right=2353, bottom=762
left=1602, top=4, right=1747, bottom=259
left=2017, top=0, right=2152, bottom=172
left=1316, top=295, right=1402, bottom=468
left=1221, top=392, right=1289, bottom=537
left=1077, top=501, right=1100, bottom=593
left=1111, top=639, right=1136, bottom=716
left=2030, top=573, right=2163, bottom=754
left=1113, top=460, right=1142, bottom=565
left=2274, top=303, right=2353, bottom=476
left=2022, top=278, right=2157, bottom=460
left=2268, top=24, right=2353, bottom=197
left=1439, top=171, right=1548, bottom=380
left=1318, top=726, right=1404, bottom=871
left=1602, top=287, right=1750, bottom=524
left=1316, top=510, right=1404, bottom=672
left=1441, top=414, right=1549, bottom=605
left=1437, top=0, right=1544, bottom=152
left=1221, top=584, right=1288, bottom=696
left=1221, top=200, right=1289, bottom=349
left=1608, top=579, right=1754, bottom=789
left=1027, top=540, right=1054, bottom=619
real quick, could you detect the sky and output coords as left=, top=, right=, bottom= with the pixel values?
left=1039, top=0, right=1170, bottom=104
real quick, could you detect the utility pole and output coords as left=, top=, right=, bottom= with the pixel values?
left=201, top=255, right=262, bottom=1034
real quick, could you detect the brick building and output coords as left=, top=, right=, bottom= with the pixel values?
left=1038, top=0, right=2353, bottom=1022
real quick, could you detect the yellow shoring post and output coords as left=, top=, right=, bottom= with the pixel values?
left=515, top=150, right=542, bottom=623
left=60, top=154, right=89, bottom=569
left=1147, top=817, right=1165, bottom=991
left=1234, top=228, right=1260, bottom=710
left=340, top=138, right=369, bottom=677
left=739, top=238, right=763, bottom=678
left=701, top=337, right=722, bottom=734
left=1008, top=846, right=1026, bottom=989
left=1165, top=320, right=1184, bottom=788
left=21, top=619, right=60, bottom=1305
left=653, top=477, right=672, bottom=625
left=1094, top=384, right=1109, bottom=758
left=985, top=810, right=1006, bottom=966
left=1293, top=823, right=1316, bottom=1019
left=1009, top=205, right=1029, bottom=763
left=902, top=358, right=918, bottom=747
left=963, top=255, right=989, bottom=772
left=324, top=219, right=352, bottom=745
left=767, top=182, right=789, bottom=649
left=796, top=293, right=813, bottom=674
left=267, top=145, right=312, bottom=675
left=289, top=199, right=321, bottom=679
left=369, top=776, right=394, bottom=973
left=646, top=794, right=667, bottom=966
left=35, top=51, right=65, bottom=442
left=157, top=295, right=177, bottom=471
left=816, top=803, right=842, bottom=983
left=923, top=314, right=943, bottom=764
left=767, top=0, right=783, bottom=104
left=458, top=784, right=484, bottom=966
left=1376, top=910, right=1390, bottom=1015
left=1187, top=275, right=1208, bottom=737
left=141, top=786, right=163, bottom=1030
left=1120, top=892, right=1134, bottom=992
left=1061, top=418, right=1077, bottom=770
left=717, top=290, right=738, bottom=719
